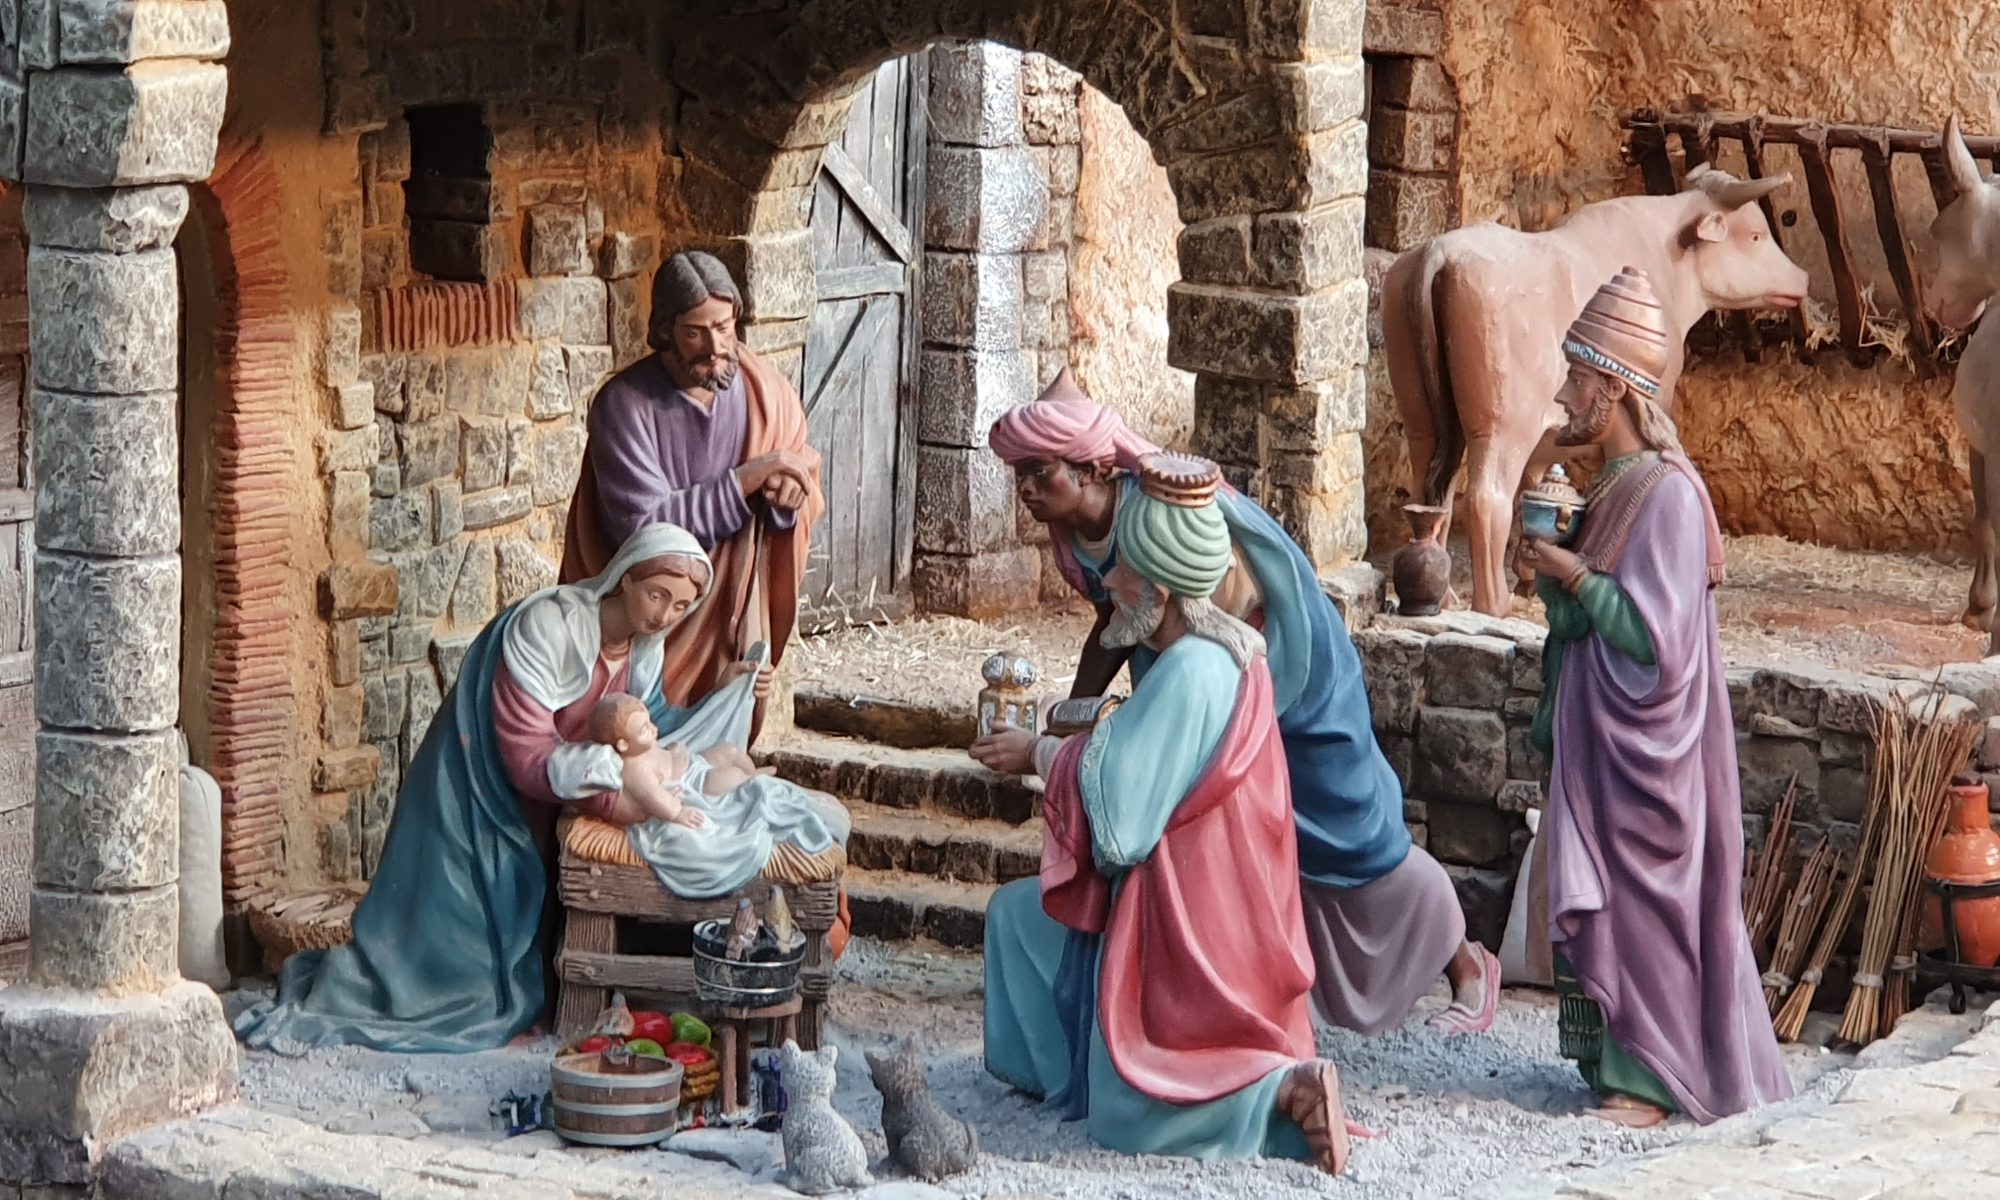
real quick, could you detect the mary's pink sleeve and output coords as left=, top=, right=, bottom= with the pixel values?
left=491, top=659, right=620, bottom=820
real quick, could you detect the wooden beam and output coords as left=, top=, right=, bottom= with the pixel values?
left=1680, top=117, right=1719, bottom=171
left=1920, top=145, right=1959, bottom=212
left=803, top=298, right=895, bottom=418
left=1860, top=134, right=1936, bottom=374
left=814, top=262, right=906, bottom=301
left=1741, top=116, right=1812, bottom=355
left=557, top=949, right=835, bottom=1005
left=1795, top=131, right=1871, bottom=366
left=558, top=857, right=840, bottom=928
left=819, top=143, right=914, bottom=264
left=1632, top=109, right=2000, bottom=158
left=0, top=490, right=32, bottom=525
left=1625, top=120, right=1683, bottom=196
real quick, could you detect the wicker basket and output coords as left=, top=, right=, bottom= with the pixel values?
left=248, top=886, right=365, bottom=975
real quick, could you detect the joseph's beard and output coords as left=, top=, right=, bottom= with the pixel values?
left=675, top=350, right=739, bottom=390
left=1101, top=588, right=1165, bottom=649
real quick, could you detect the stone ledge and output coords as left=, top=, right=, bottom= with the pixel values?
left=0, top=982, right=235, bottom=1186
left=98, top=1107, right=768, bottom=1200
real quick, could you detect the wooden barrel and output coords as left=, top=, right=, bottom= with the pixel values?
left=551, top=1052, right=684, bottom=1147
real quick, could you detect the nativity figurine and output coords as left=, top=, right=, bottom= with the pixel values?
left=1517, top=265, right=1791, bottom=1127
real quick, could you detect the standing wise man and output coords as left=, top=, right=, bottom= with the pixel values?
left=1517, top=266, right=1791, bottom=1127
left=562, top=251, right=825, bottom=740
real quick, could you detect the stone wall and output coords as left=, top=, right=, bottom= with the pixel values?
left=1354, top=602, right=2000, bottom=944
left=197, top=0, right=1373, bottom=900
left=310, top=0, right=676, bottom=884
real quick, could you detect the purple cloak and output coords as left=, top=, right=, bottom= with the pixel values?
left=1546, top=455, right=1792, bottom=1123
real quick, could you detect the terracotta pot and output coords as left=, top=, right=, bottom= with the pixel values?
left=1392, top=504, right=1452, bottom=617
left=1923, top=777, right=2000, bottom=967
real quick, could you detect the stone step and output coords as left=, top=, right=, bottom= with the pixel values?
left=846, top=801, right=1043, bottom=886
left=760, top=730, right=1039, bottom=824
left=843, top=867, right=997, bottom=950
left=793, top=689, right=977, bottom=751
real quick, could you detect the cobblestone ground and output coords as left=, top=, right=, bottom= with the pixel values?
left=1474, top=998, right=2000, bottom=1200
left=93, top=981, right=2000, bottom=1200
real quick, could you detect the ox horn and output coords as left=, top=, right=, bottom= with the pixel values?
left=1686, top=168, right=1790, bottom=210
left=1944, top=113, right=1984, bottom=198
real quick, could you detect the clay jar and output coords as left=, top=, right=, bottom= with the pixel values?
left=1393, top=504, right=1452, bottom=617
left=1923, top=776, right=2000, bottom=967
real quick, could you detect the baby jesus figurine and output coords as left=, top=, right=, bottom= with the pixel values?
left=587, top=693, right=773, bottom=828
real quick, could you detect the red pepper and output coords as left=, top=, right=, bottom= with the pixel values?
left=632, top=1013, right=675, bottom=1043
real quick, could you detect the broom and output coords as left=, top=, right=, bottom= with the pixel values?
left=1744, top=775, right=1801, bottom=967
left=1763, top=837, right=1837, bottom=1012
left=1836, top=691, right=1980, bottom=1047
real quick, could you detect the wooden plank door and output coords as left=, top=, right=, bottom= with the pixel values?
left=0, top=189, right=37, bottom=953
left=798, top=52, right=927, bottom=628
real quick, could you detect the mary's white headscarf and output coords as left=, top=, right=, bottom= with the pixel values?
left=501, top=523, right=713, bottom=713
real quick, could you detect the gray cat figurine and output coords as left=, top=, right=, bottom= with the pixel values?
left=777, top=1039, right=874, bottom=1195
left=864, top=1038, right=979, bottom=1181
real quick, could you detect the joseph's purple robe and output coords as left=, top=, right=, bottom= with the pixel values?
left=1547, top=454, right=1791, bottom=1124
left=582, top=355, right=796, bottom=554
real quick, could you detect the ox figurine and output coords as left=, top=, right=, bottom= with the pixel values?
left=1926, top=114, right=2000, bottom=648
left=1382, top=168, right=1810, bottom=616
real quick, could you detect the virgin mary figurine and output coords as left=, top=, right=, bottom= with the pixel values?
left=235, top=523, right=847, bottom=1055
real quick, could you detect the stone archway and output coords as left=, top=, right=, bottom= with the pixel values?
left=660, top=0, right=1372, bottom=574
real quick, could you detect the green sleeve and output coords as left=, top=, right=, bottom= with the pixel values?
left=1530, top=571, right=1654, bottom=757
left=1575, top=572, right=1655, bottom=665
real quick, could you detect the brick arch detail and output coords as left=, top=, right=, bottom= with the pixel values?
left=187, top=137, right=304, bottom=905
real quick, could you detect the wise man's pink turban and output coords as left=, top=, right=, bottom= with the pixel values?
left=986, top=368, right=1161, bottom=475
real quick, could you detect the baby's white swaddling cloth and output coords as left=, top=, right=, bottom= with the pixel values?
left=624, top=642, right=850, bottom=899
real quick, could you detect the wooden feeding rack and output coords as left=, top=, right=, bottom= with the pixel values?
left=1623, top=109, right=2000, bottom=375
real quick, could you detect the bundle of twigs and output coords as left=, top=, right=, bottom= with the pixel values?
left=1744, top=775, right=1801, bottom=967
left=1763, top=837, right=1838, bottom=1012
left=1835, top=691, right=1981, bottom=1047
left=1774, top=754, right=1888, bottom=1042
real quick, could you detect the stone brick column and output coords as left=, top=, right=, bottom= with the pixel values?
left=1168, top=0, right=1372, bottom=570
left=912, top=41, right=1047, bottom=618
left=0, top=6, right=237, bottom=1186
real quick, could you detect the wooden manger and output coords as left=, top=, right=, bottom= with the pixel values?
left=552, top=825, right=840, bottom=1050
left=1623, top=108, right=2000, bottom=376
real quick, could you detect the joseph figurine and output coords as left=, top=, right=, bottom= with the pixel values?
left=562, top=251, right=824, bottom=741
left=1517, top=266, right=1791, bottom=1128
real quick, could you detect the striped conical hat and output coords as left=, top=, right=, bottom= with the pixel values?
left=1561, top=266, right=1669, bottom=396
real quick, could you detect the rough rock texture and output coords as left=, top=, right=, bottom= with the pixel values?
left=30, top=389, right=178, bottom=556
left=26, top=247, right=177, bottom=395
left=33, top=553, right=179, bottom=733
left=30, top=730, right=177, bottom=893
left=0, top=983, right=237, bottom=1186
left=21, top=61, right=228, bottom=187
left=20, top=184, right=189, bottom=253
left=1069, top=83, right=1194, bottom=459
